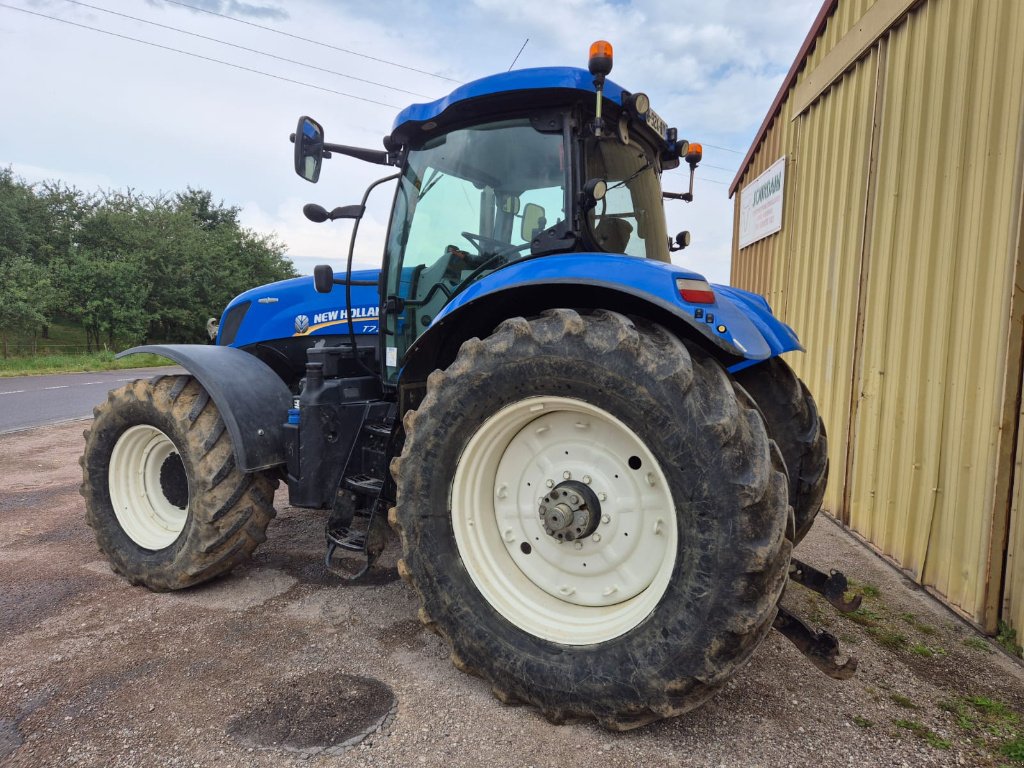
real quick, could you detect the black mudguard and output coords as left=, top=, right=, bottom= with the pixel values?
left=117, top=344, right=292, bottom=472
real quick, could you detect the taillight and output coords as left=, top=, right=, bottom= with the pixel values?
left=675, top=278, right=715, bottom=304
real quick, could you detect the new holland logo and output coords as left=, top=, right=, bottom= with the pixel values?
left=294, top=314, right=310, bottom=334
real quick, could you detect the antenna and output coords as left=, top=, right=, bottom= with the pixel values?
left=508, top=38, right=529, bottom=71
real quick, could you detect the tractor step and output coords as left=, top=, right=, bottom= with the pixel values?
left=344, top=474, right=383, bottom=495
left=326, top=525, right=367, bottom=552
left=325, top=502, right=390, bottom=581
left=788, top=558, right=862, bottom=613
left=774, top=605, right=858, bottom=680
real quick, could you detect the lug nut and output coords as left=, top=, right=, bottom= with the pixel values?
left=583, top=475, right=592, bottom=484
left=570, top=495, right=579, bottom=505
left=598, top=492, right=607, bottom=501
left=574, top=541, right=583, bottom=550
left=602, top=514, right=610, bottom=524
left=592, top=533, right=601, bottom=543
left=546, top=479, right=554, bottom=488
left=562, top=471, right=571, bottom=480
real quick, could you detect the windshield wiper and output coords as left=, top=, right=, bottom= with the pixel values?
left=606, top=159, right=653, bottom=192
left=418, top=168, right=445, bottom=201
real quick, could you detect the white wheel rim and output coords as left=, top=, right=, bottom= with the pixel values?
left=451, top=396, right=677, bottom=645
left=109, top=425, right=190, bottom=550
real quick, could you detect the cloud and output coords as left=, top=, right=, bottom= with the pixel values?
left=144, top=0, right=289, bottom=21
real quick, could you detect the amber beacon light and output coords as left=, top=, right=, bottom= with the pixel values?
left=588, top=40, right=614, bottom=77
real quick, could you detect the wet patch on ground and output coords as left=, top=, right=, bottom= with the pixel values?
left=226, top=672, right=397, bottom=755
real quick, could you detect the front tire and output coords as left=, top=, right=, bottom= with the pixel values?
left=81, top=375, right=277, bottom=591
left=391, top=310, right=791, bottom=729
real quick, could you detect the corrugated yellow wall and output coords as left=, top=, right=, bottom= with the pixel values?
left=730, top=0, right=1024, bottom=630
left=848, top=0, right=1024, bottom=626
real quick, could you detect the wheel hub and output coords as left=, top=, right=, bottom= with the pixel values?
left=539, top=480, right=601, bottom=541
left=159, top=452, right=189, bottom=510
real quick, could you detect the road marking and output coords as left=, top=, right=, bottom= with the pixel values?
left=44, top=385, right=69, bottom=390
left=0, top=390, right=26, bottom=395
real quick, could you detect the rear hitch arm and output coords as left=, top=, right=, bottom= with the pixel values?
left=774, top=606, right=859, bottom=680
left=788, top=558, right=863, bottom=613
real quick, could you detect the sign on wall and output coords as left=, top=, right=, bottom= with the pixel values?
left=738, top=156, right=786, bottom=249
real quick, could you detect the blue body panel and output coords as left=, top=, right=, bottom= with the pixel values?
left=218, top=270, right=381, bottom=348
left=222, top=258, right=800, bottom=368
left=392, top=67, right=626, bottom=133
left=429, top=254, right=801, bottom=366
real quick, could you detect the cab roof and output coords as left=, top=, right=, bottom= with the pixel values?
left=391, top=66, right=626, bottom=135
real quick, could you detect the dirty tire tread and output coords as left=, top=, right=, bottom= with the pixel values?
left=80, top=375, right=277, bottom=591
left=393, top=310, right=790, bottom=729
left=734, top=358, right=828, bottom=544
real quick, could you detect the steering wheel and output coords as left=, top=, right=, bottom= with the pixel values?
left=447, top=233, right=530, bottom=299
left=461, top=231, right=530, bottom=260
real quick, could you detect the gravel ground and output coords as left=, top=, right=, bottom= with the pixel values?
left=1, top=420, right=1023, bottom=767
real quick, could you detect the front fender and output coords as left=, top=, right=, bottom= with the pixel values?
left=117, top=345, right=291, bottom=471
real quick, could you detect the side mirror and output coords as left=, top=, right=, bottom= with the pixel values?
left=521, top=203, right=547, bottom=241
left=294, top=116, right=324, bottom=183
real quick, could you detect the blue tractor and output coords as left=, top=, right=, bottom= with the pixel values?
left=82, top=43, right=855, bottom=729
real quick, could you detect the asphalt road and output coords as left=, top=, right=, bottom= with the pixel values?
left=0, top=367, right=184, bottom=434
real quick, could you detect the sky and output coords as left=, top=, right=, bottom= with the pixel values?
left=0, top=0, right=820, bottom=284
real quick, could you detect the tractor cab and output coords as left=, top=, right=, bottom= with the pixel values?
left=293, top=44, right=702, bottom=381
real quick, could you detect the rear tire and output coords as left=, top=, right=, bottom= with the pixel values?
left=734, top=358, right=828, bottom=543
left=80, top=375, right=277, bottom=591
left=391, top=310, right=791, bottom=729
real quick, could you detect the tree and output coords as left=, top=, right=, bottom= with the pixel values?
left=0, top=256, right=50, bottom=358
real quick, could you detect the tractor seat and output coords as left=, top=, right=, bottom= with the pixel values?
left=594, top=217, right=633, bottom=254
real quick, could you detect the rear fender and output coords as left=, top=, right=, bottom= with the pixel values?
left=400, top=254, right=801, bottom=383
left=117, top=344, right=292, bottom=471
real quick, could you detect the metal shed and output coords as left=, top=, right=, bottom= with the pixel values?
left=729, top=0, right=1024, bottom=636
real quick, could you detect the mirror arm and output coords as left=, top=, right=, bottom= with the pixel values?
left=322, top=142, right=395, bottom=166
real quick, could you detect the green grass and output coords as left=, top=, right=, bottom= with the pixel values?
left=939, top=694, right=1023, bottom=762
left=869, top=626, right=909, bottom=650
left=0, top=350, right=174, bottom=377
left=895, top=719, right=951, bottom=750
left=963, top=636, right=994, bottom=654
left=852, top=715, right=874, bottom=728
left=997, top=621, right=1023, bottom=658
left=900, top=612, right=938, bottom=635
left=844, top=606, right=883, bottom=627
left=844, top=579, right=881, bottom=603
left=911, top=643, right=946, bottom=658
left=1002, top=735, right=1024, bottom=762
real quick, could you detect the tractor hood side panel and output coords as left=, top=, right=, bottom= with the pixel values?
left=216, top=271, right=382, bottom=348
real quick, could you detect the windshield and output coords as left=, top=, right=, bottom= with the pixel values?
left=585, top=139, right=669, bottom=262
left=383, top=118, right=566, bottom=379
